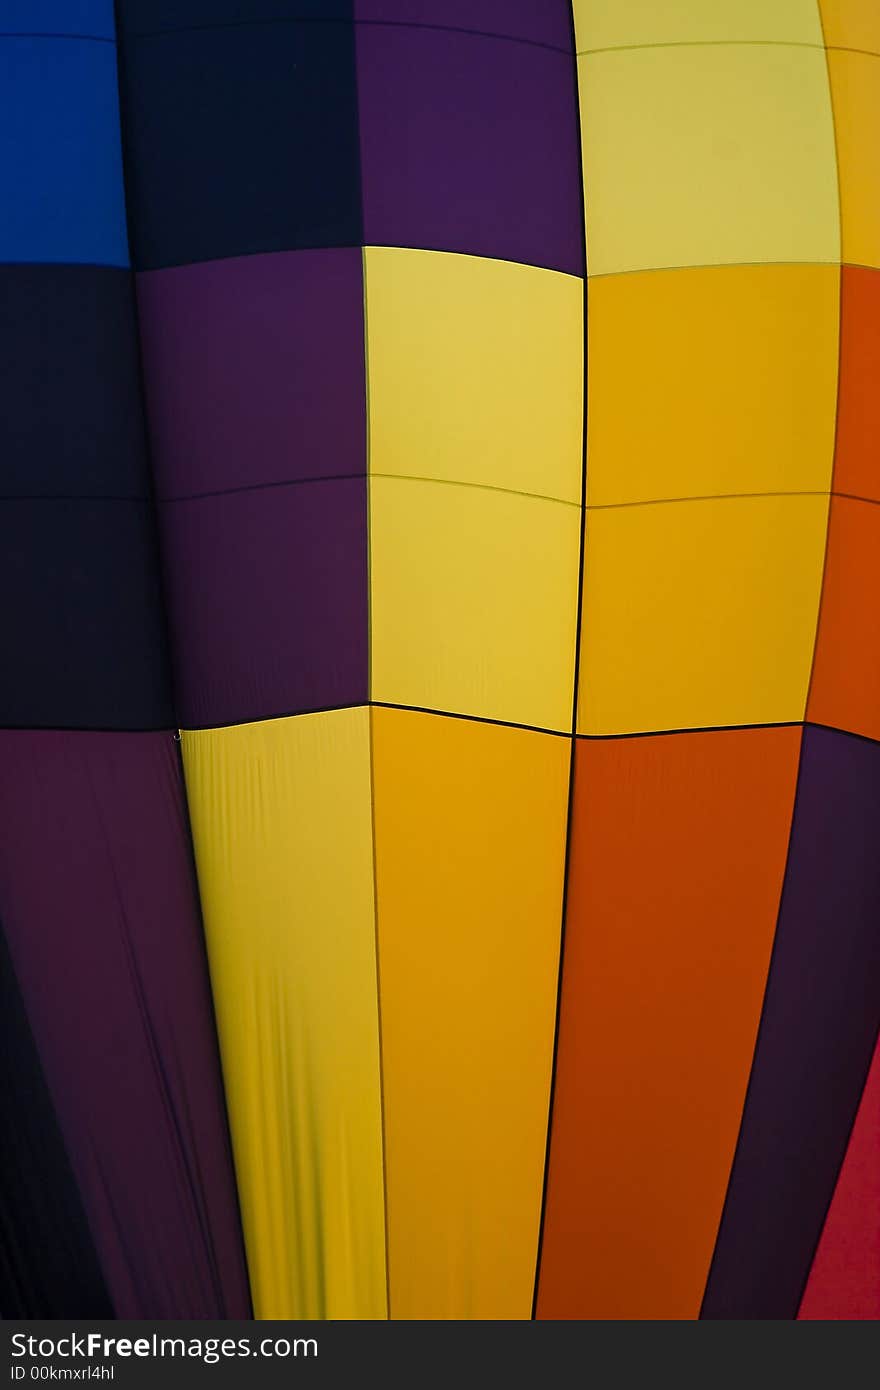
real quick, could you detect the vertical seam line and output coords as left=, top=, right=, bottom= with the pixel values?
left=530, top=2, right=588, bottom=1319
left=356, top=28, right=391, bottom=1314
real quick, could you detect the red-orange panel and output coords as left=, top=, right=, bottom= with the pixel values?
left=807, top=496, right=880, bottom=741
left=834, top=265, right=880, bottom=503
left=536, top=726, right=801, bottom=1320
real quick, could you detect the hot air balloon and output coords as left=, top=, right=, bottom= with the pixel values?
left=1, top=0, right=878, bottom=1323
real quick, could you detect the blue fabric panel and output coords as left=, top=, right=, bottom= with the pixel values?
left=1, top=3, right=115, bottom=39
left=0, top=36, right=128, bottom=266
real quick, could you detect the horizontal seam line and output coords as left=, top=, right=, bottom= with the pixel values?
left=588, top=260, right=843, bottom=280
left=577, top=720, right=803, bottom=740
left=363, top=244, right=583, bottom=279
left=176, top=708, right=880, bottom=749
left=579, top=38, right=832, bottom=57
left=370, top=703, right=569, bottom=738
left=0, top=32, right=114, bottom=44
left=0, top=724, right=174, bottom=734
left=833, top=491, right=880, bottom=507
left=806, top=722, right=880, bottom=747
left=180, top=702, right=570, bottom=738
left=587, top=490, right=829, bottom=510
left=372, top=474, right=578, bottom=506
left=154, top=484, right=838, bottom=513
left=160, top=474, right=579, bottom=507
left=0, top=259, right=130, bottom=271
left=131, top=252, right=878, bottom=281
left=136, top=245, right=581, bottom=280
left=0, top=494, right=148, bottom=503
left=160, top=474, right=363, bottom=503
left=127, top=17, right=570, bottom=55
left=826, top=44, right=880, bottom=60
left=7, top=715, right=873, bottom=748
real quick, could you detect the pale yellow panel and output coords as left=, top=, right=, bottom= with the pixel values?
left=364, top=246, right=583, bottom=504
left=820, top=0, right=880, bottom=54
left=586, top=264, right=839, bottom=506
left=181, top=710, right=387, bottom=1320
left=578, top=494, right=829, bottom=734
left=369, top=476, right=580, bottom=733
left=827, top=49, right=880, bottom=268
left=580, top=45, right=840, bottom=275
left=573, top=0, right=823, bottom=51
left=372, top=707, right=568, bottom=1319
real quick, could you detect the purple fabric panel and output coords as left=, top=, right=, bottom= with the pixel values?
left=356, top=24, right=582, bottom=275
left=354, top=2, right=573, bottom=48
left=0, top=731, right=251, bottom=1319
left=160, top=478, right=368, bottom=728
left=136, top=249, right=366, bottom=499
left=701, top=725, right=880, bottom=1319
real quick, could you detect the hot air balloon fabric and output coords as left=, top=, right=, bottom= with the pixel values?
left=1, top=0, right=878, bottom=1322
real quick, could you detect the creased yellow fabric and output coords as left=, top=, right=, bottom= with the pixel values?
left=181, top=710, right=387, bottom=1320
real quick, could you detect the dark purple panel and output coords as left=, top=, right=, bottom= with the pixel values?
left=0, top=732, right=251, bottom=1320
left=701, top=725, right=880, bottom=1319
left=160, top=478, right=368, bottom=728
left=355, top=2, right=572, bottom=49
left=136, top=249, right=366, bottom=500
left=356, top=25, right=582, bottom=275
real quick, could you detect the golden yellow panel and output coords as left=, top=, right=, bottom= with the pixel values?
left=573, top=0, right=823, bottom=51
left=827, top=49, right=880, bottom=269
left=820, top=0, right=880, bottom=54
left=364, top=246, right=583, bottom=504
left=586, top=264, right=839, bottom=506
left=578, top=494, right=829, bottom=735
left=372, top=706, right=569, bottom=1319
left=579, top=45, right=839, bottom=275
left=181, top=710, right=387, bottom=1320
left=369, top=476, right=580, bottom=733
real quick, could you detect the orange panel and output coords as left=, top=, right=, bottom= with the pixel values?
left=536, top=727, right=802, bottom=1320
left=807, top=496, right=880, bottom=741
left=833, top=265, right=880, bottom=503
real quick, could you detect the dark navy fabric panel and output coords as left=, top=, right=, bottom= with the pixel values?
left=0, top=36, right=128, bottom=266
left=0, top=500, right=174, bottom=729
left=0, top=923, right=112, bottom=1319
left=119, top=1, right=352, bottom=33
left=118, top=21, right=362, bottom=269
left=1, top=2, right=115, bottom=39
left=0, top=266, right=150, bottom=499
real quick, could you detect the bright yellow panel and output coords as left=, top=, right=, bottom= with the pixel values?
left=372, top=707, right=568, bottom=1319
left=579, top=45, right=839, bottom=275
left=586, top=264, right=839, bottom=506
left=578, top=494, right=829, bottom=735
left=364, top=246, right=583, bottom=505
left=573, top=0, right=823, bottom=51
left=369, top=476, right=580, bottom=733
left=820, top=0, right=880, bottom=54
left=181, top=710, right=387, bottom=1320
left=827, top=49, right=880, bottom=269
